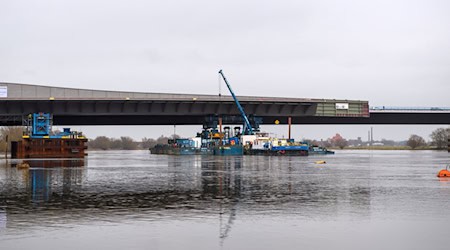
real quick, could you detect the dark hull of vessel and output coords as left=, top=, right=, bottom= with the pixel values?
left=309, top=146, right=335, bottom=155
left=150, top=145, right=243, bottom=156
left=245, top=149, right=309, bottom=156
left=11, top=138, right=88, bottom=159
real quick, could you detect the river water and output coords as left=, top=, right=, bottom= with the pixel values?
left=0, top=150, right=449, bottom=250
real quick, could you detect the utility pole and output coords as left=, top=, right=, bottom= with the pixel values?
left=5, top=135, right=8, bottom=160
left=219, top=117, right=223, bottom=146
left=173, top=125, right=176, bottom=139
left=371, top=127, right=374, bottom=145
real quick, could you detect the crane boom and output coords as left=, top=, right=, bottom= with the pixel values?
left=218, top=70, right=254, bottom=135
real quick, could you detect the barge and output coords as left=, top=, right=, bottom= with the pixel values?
left=11, top=113, right=87, bottom=159
left=151, top=131, right=312, bottom=157
left=241, top=133, right=309, bottom=156
left=150, top=126, right=243, bottom=156
left=150, top=70, right=332, bottom=157
left=150, top=130, right=334, bottom=157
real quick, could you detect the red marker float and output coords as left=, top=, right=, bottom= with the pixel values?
left=437, top=165, right=450, bottom=178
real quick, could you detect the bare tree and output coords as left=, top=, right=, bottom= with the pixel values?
left=110, top=138, right=122, bottom=149
left=90, top=134, right=180, bottom=150
left=430, top=128, right=449, bottom=149
left=407, top=134, right=426, bottom=149
left=0, top=126, right=25, bottom=152
left=321, top=140, right=332, bottom=148
left=120, top=136, right=137, bottom=150
left=156, top=135, right=170, bottom=145
left=330, top=133, right=348, bottom=149
left=141, top=137, right=157, bottom=149
left=171, top=134, right=181, bottom=140
left=335, top=139, right=348, bottom=149
left=89, top=136, right=111, bottom=150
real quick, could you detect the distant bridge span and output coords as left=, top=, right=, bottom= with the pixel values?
left=0, top=82, right=448, bottom=125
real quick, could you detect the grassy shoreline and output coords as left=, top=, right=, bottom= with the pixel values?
left=330, top=146, right=446, bottom=150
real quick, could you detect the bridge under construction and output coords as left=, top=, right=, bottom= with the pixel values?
left=0, top=82, right=448, bottom=126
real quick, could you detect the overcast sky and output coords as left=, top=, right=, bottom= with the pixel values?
left=1, top=0, right=449, bottom=141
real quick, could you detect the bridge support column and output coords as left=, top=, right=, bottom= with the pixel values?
left=288, top=117, right=292, bottom=140
left=219, top=117, right=223, bottom=146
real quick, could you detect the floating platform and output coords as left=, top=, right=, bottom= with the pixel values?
left=9, top=112, right=88, bottom=159
left=150, top=145, right=212, bottom=155
left=245, top=148, right=308, bottom=156
left=13, top=159, right=85, bottom=168
left=150, top=144, right=242, bottom=156
left=11, top=138, right=87, bottom=159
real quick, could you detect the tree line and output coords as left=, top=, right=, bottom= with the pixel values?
left=313, top=127, right=449, bottom=149
left=88, top=134, right=180, bottom=150
left=403, top=128, right=449, bottom=149
left=0, top=126, right=448, bottom=151
left=89, top=127, right=449, bottom=150
left=0, top=125, right=182, bottom=151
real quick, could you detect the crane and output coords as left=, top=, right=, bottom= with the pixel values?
left=218, top=70, right=254, bottom=135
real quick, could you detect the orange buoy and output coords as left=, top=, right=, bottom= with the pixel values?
left=437, top=165, right=450, bottom=177
left=438, top=169, right=450, bottom=177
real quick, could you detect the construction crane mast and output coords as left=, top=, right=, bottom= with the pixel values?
left=218, top=70, right=254, bottom=135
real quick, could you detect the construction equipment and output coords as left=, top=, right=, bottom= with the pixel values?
left=218, top=70, right=254, bottom=135
left=203, top=115, right=261, bottom=132
left=23, top=113, right=84, bottom=139
left=10, top=113, right=87, bottom=159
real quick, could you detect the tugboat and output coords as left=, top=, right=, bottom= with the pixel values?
left=308, top=144, right=335, bottom=155
left=242, top=132, right=309, bottom=156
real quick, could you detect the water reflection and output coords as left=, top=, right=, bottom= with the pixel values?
left=0, top=160, right=84, bottom=231
left=0, top=153, right=375, bottom=234
left=1, top=151, right=449, bottom=250
left=200, top=157, right=242, bottom=199
left=199, top=157, right=242, bottom=243
left=13, top=160, right=85, bottom=203
left=165, top=156, right=243, bottom=243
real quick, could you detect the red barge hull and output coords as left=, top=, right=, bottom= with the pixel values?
left=11, top=138, right=88, bottom=159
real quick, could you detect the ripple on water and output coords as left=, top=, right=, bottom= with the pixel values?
left=1, top=150, right=450, bottom=249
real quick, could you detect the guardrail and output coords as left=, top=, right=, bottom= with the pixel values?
left=370, top=106, right=450, bottom=112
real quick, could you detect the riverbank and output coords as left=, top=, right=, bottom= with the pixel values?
left=330, top=146, right=446, bottom=150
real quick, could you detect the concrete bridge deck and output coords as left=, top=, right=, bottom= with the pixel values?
left=0, top=82, right=448, bottom=125
left=0, top=82, right=372, bottom=125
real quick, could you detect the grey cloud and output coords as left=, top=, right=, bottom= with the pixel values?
left=1, top=0, right=449, bottom=139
